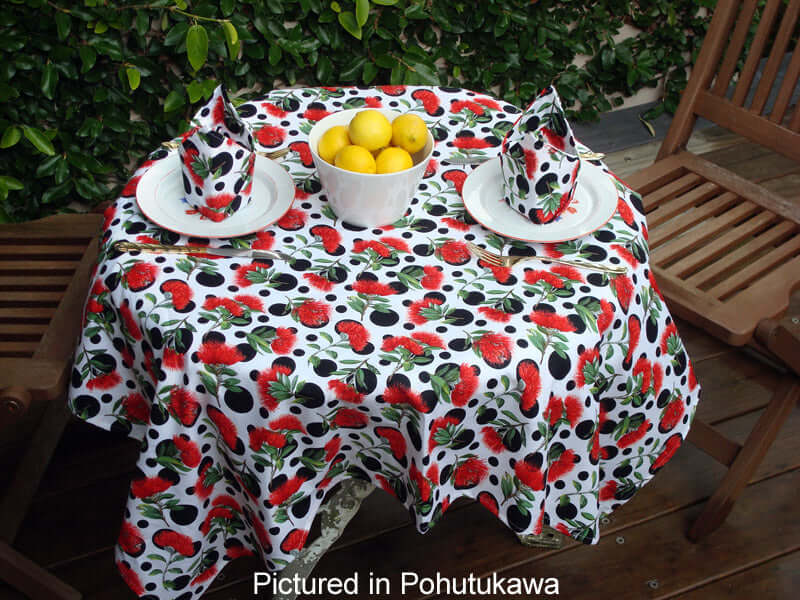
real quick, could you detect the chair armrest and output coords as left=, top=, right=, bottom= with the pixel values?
left=755, top=315, right=800, bottom=376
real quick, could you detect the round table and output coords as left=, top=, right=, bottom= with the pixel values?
left=69, top=86, right=700, bottom=599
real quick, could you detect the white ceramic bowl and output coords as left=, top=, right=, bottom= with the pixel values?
left=308, top=108, right=434, bottom=228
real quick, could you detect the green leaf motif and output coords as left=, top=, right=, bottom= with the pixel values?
left=186, top=25, right=209, bottom=71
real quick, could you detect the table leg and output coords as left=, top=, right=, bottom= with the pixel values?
left=516, top=526, right=563, bottom=549
left=274, top=480, right=374, bottom=600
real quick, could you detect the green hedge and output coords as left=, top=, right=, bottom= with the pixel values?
left=0, top=0, right=714, bottom=222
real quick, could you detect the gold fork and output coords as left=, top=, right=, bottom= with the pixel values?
left=466, top=242, right=627, bottom=275
left=161, top=140, right=289, bottom=161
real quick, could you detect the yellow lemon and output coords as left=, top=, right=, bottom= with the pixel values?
left=375, top=147, right=413, bottom=174
left=335, top=145, right=376, bottom=174
left=318, top=125, right=350, bottom=164
left=391, top=113, right=428, bottom=154
left=348, top=110, right=392, bottom=151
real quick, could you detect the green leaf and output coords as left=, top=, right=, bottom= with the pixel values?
left=0, top=176, right=23, bottom=191
left=362, top=61, right=378, bottom=84
left=355, top=0, right=369, bottom=27
left=164, top=22, right=189, bottom=47
left=55, top=12, right=71, bottom=40
left=222, top=21, right=240, bottom=59
left=22, top=126, right=55, bottom=156
left=78, top=46, right=96, bottom=73
left=221, top=0, right=235, bottom=16
left=372, top=0, right=399, bottom=4
left=338, top=11, right=361, bottom=39
left=41, top=63, right=58, bottom=100
left=126, top=67, right=141, bottom=91
left=268, top=44, right=282, bottom=66
left=163, top=89, right=185, bottom=113
left=136, top=11, right=149, bottom=37
left=186, top=25, right=209, bottom=71
left=0, top=126, right=21, bottom=149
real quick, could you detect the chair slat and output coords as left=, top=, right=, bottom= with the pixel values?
left=768, top=45, right=800, bottom=124
left=0, top=341, right=39, bottom=357
left=0, top=214, right=102, bottom=240
left=0, top=244, right=87, bottom=258
left=668, top=211, right=778, bottom=276
left=642, top=173, right=705, bottom=211
left=711, top=0, right=761, bottom=96
left=648, top=192, right=738, bottom=248
left=0, top=323, right=48, bottom=339
left=0, top=260, right=80, bottom=274
left=653, top=201, right=761, bottom=266
left=708, top=234, right=800, bottom=298
left=0, top=307, right=56, bottom=321
left=0, top=275, right=72, bottom=289
left=685, top=221, right=798, bottom=286
left=750, top=0, right=800, bottom=115
left=623, top=155, right=687, bottom=196
left=0, top=291, right=66, bottom=305
left=727, top=255, right=800, bottom=320
left=732, top=0, right=783, bottom=106
left=647, top=182, right=721, bottom=227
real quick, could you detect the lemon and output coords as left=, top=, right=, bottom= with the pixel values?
left=391, top=114, right=428, bottom=154
left=375, top=147, right=413, bottom=174
left=318, top=125, right=350, bottom=164
left=335, top=145, right=377, bottom=174
left=348, top=110, right=392, bottom=152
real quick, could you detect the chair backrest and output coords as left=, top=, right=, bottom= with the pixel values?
left=659, top=0, right=800, bottom=164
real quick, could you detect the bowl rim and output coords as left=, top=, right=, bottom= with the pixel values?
left=307, top=107, right=435, bottom=177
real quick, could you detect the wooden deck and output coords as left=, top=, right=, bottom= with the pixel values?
left=1, top=129, right=798, bottom=600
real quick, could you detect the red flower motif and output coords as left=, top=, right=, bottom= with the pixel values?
left=212, top=95, right=225, bottom=123
left=382, top=336, right=424, bottom=355
left=324, top=436, right=341, bottom=462
left=257, top=365, right=291, bottom=411
left=428, top=415, right=460, bottom=451
left=649, top=269, right=664, bottom=300
left=421, top=265, right=443, bottom=289
left=226, top=544, right=254, bottom=559
left=234, top=263, right=261, bottom=288
left=453, top=457, right=488, bottom=488
left=303, top=107, right=330, bottom=121
left=633, top=357, right=652, bottom=394
left=409, top=463, right=431, bottom=502
left=660, top=397, right=685, bottom=431
left=328, top=380, right=364, bottom=404
left=102, top=205, right=116, bottom=230
left=281, top=529, right=308, bottom=552
left=617, top=419, right=651, bottom=448
left=117, top=561, right=145, bottom=596
left=195, top=462, right=215, bottom=500
left=515, top=461, right=544, bottom=490
left=411, top=88, right=439, bottom=113
left=612, top=244, right=638, bottom=267
left=331, top=407, right=369, bottom=428
left=195, top=206, right=227, bottom=222
left=364, top=96, right=382, bottom=108
left=576, top=348, right=600, bottom=387
left=198, top=340, right=243, bottom=365
left=124, top=262, right=158, bottom=290
left=337, top=321, right=369, bottom=351
left=652, top=434, right=682, bottom=471
left=122, top=392, right=149, bottom=423
left=190, top=565, right=218, bottom=586
left=519, top=361, right=541, bottom=411
left=408, top=297, right=443, bottom=325
left=375, top=474, right=396, bottom=496
left=653, top=362, right=664, bottom=396
left=481, top=426, right=504, bottom=453
left=118, top=522, right=144, bottom=556
left=376, top=427, right=406, bottom=460
left=289, top=141, right=314, bottom=167
left=252, top=231, right=275, bottom=250
left=548, top=449, right=576, bottom=481
left=270, top=327, right=295, bottom=354
left=162, top=280, right=193, bottom=310
left=617, top=197, right=635, bottom=226
left=235, top=294, right=263, bottom=312
left=203, top=296, right=244, bottom=316
left=451, top=99, right=485, bottom=115
left=411, top=331, right=444, bottom=348
left=383, top=385, right=427, bottom=413
left=380, top=236, right=410, bottom=253
left=269, top=475, right=306, bottom=507
left=523, top=148, right=538, bottom=178
left=478, top=306, right=511, bottom=323
left=626, top=315, right=641, bottom=365
left=87, top=371, right=122, bottom=390
left=293, top=299, right=330, bottom=327
left=551, top=264, right=584, bottom=282
left=451, top=363, right=479, bottom=407
left=131, top=476, right=173, bottom=499
left=310, top=225, right=342, bottom=253
left=478, top=491, right=499, bottom=516
left=269, top=414, right=306, bottom=433
left=565, top=396, right=583, bottom=427
left=207, top=406, right=239, bottom=450
left=303, top=272, right=334, bottom=291
left=206, top=193, right=235, bottom=209
left=611, top=275, right=634, bottom=312
left=482, top=261, right=512, bottom=283
left=382, top=85, right=407, bottom=95
left=597, top=299, right=614, bottom=334
left=688, top=362, right=698, bottom=390
left=541, top=127, right=565, bottom=150
left=261, top=102, right=287, bottom=118
left=277, top=208, right=306, bottom=229
left=353, top=279, right=397, bottom=296
left=474, top=332, right=512, bottom=366
left=524, top=269, right=564, bottom=288
left=599, top=480, right=618, bottom=501
left=182, top=148, right=204, bottom=187
left=154, top=530, right=195, bottom=557
left=425, top=158, right=438, bottom=178
left=249, top=427, right=287, bottom=451
left=255, top=125, right=286, bottom=146
left=475, top=97, right=502, bottom=111
left=121, top=175, right=141, bottom=197
left=437, top=240, right=470, bottom=264
left=544, top=396, right=563, bottom=426
left=173, top=435, right=201, bottom=468
left=530, top=310, right=576, bottom=332
left=168, top=387, right=200, bottom=426
left=353, top=239, right=391, bottom=257
left=660, top=322, right=679, bottom=354
left=441, top=217, right=470, bottom=231
left=453, top=135, right=491, bottom=149
left=442, top=170, right=467, bottom=195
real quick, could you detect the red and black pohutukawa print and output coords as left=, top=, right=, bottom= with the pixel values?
left=69, top=86, right=699, bottom=599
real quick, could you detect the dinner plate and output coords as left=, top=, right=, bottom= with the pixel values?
left=136, top=152, right=295, bottom=239
left=462, top=157, right=617, bottom=243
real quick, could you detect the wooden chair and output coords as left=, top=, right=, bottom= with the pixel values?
left=625, top=0, right=800, bottom=541
left=0, top=213, right=102, bottom=599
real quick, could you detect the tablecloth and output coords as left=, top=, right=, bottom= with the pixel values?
left=68, top=86, right=700, bottom=599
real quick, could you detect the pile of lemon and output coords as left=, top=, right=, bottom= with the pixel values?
left=317, top=110, right=428, bottom=174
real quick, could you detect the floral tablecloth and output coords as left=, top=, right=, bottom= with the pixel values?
left=69, top=86, right=700, bottom=599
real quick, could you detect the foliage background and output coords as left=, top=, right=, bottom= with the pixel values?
left=0, top=0, right=715, bottom=222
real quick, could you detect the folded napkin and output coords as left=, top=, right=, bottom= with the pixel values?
left=500, top=86, right=581, bottom=224
left=180, top=85, right=255, bottom=222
